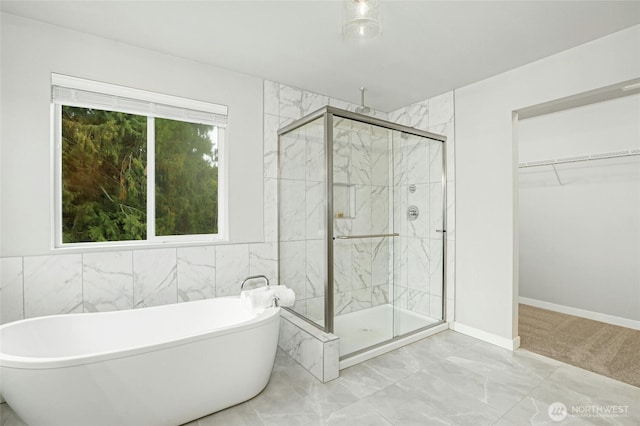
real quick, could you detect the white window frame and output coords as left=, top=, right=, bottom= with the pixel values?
left=51, top=74, right=228, bottom=248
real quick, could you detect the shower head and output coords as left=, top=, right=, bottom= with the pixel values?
left=355, top=87, right=371, bottom=114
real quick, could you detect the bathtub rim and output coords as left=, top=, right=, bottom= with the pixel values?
left=0, top=297, right=280, bottom=370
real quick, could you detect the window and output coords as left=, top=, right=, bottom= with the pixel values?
left=52, top=74, right=227, bottom=246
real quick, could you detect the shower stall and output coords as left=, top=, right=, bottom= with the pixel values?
left=277, top=106, right=446, bottom=359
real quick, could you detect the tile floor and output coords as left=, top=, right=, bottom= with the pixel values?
left=1, top=330, right=638, bottom=425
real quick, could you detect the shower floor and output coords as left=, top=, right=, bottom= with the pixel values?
left=334, top=304, right=439, bottom=357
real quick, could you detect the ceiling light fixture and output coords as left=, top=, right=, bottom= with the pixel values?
left=342, top=0, right=382, bottom=40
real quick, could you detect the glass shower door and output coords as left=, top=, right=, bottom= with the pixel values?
left=391, top=130, right=445, bottom=337
left=331, top=117, right=446, bottom=357
left=277, top=106, right=447, bottom=361
left=332, top=116, right=396, bottom=356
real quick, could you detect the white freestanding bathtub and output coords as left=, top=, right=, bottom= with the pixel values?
left=0, top=296, right=280, bottom=426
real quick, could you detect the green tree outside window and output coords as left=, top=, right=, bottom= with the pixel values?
left=61, top=106, right=218, bottom=243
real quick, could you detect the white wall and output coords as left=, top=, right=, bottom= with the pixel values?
left=518, top=95, right=640, bottom=322
left=0, top=13, right=264, bottom=257
left=454, top=25, right=640, bottom=346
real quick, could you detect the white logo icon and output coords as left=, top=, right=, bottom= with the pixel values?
left=548, top=402, right=568, bottom=422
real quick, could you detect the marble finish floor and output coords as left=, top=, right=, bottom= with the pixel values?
left=1, top=330, right=638, bottom=425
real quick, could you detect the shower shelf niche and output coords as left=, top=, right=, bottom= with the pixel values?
left=333, top=183, right=356, bottom=219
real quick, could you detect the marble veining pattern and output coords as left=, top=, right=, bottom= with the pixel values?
left=407, top=136, right=430, bottom=184
left=305, top=180, right=325, bottom=240
left=393, top=185, right=408, bottom=237
left=429, top=238, right=444, bottom=297
left=407, top=238, right=430, bottom=292
left=392, top=136, right=408, bottom=187
left=351, top=184, right=372, bottom=236
left=370, top=185, right=389, bottom=235
left=335, top=287, right=372, bottom=316
left=407, top=183, right=430, bottom=239
left=371, top=237, right=390, bottom=288
left=279, top=241, right=306, bottom=302
left=279, top=84, right=329, bottom=120
left=263, top=113, right=280, bottom=179
left=279, top=131, right=306, bottom=180
left=333, top=239, right=352, bottom=294
left=177, top=246, right=215, bottom=302
left=263, top=177, right=278, bottom=242
left=370, top=134, right=390, bottom=187
left=393, top=236, right=408, bottom=289
left=5, top=330, right=636, bottom=426
left=351, top=131, right=371, bottom=185
left=277, top=312, right=336, bottom=382
left=351, top=240, right=372, bottom=290
left=392, top=285, right=409, bottom=311
left=372, top=284, right=389, bottom=306
left=305, top=240, right=324, bottom=299
left=407, top=289, right=430, bottom=316
left=429, top=140, right=444, bottom=183
left=83, top=251, right=133, bottom=312
left=133, top=249, right=177, bottom=308
left=214, top=244, right=249, bottom=297
left=332, top=128, right=352, bottom=184
left=278, top=315, right=323, bottom=379
left=446, top=180, right=456, bottom=241
left=1, top=257, right=24, bottom=323
left=249, top=242, right=278, bottom=286
left=429, top=120, right=455, bottom=178
left=430, top=182, right=445, bottom=239
left=279, top=179, right=306, bottom=241
left=23, top=254, right=82, bottom=318
left=323, top=339, right=340, bottom=382
left=305, top=140, right=325, bottom=183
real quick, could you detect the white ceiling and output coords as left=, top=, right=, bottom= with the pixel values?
left=2, top=0, right=639, bottom=112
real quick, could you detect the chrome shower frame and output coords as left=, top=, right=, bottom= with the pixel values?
left=277, top=106, right=447, bottom=346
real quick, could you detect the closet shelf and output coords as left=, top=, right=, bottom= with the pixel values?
left=518, top=149, right=640, bottom=169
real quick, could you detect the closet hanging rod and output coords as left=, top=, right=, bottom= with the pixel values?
left=518, top=149, right=640, bottom=169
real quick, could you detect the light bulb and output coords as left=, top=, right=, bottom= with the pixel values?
left=357, top=0, right=368, bottom=16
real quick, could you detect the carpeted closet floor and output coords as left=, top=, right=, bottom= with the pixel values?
left=519, top=304, right=640, bottom=388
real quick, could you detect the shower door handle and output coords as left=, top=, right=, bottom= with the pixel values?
left=333, top=233, right=399, bottom=240
left=435, top=230, right=446, bottom=233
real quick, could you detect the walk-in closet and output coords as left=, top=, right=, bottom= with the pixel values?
left=516, top=81, right=640, bottom=387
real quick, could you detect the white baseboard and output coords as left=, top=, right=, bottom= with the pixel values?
left=451, top=322, right=520, bottom=351
left=519, top=297, right=640, bottom=331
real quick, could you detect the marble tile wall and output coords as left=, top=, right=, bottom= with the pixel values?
left=269, top=80, right=391, bottom=323
left=0, top=243, right=278, bottom=322
left=389, top=91, right=456, bottom=323
left=331, top=118, right=393, bottom=316
left=278, top=309, right=339, bottom=383
left=0, top=81, right=455, bottom=330
left=0, top=80, right=455, bottom=400
left=272, top=84, right=455, bottom=326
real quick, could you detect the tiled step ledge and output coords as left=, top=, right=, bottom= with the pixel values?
left=278, top=309, right=339, bottom=383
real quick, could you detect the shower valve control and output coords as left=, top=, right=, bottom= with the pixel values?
left=408, top=184, right=416, bottom=193
left=407, top=205, right=419, bottom=221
